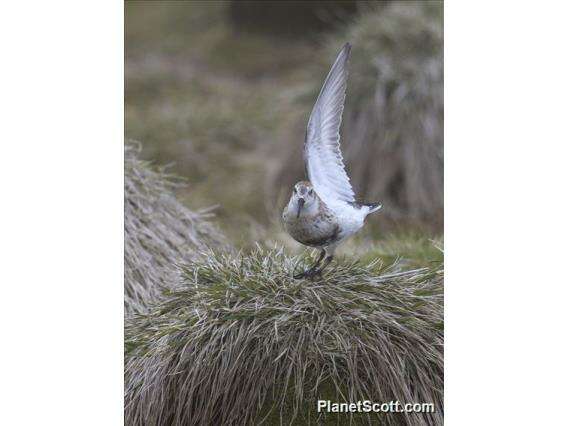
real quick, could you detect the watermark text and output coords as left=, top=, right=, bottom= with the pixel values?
left=317, top=400, right=435, bottom=414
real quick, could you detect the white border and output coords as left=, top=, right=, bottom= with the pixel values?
left=446, top=2, right=568, bottom=424
left=0, top=1, right=123, bottom=424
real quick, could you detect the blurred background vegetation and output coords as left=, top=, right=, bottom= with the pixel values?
left=125, top=0, right=443, bottom=258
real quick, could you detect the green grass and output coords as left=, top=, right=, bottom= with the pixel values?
left=351, top=233, right=443, bottom=269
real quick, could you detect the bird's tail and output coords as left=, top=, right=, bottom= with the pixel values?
left=363, top=202, right=383, bottom=215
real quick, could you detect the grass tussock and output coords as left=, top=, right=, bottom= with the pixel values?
left=125, top=247, right=443, bottom=425
left=125, top=143, right=227, bottom=312
left=273, top=2, right=443, bottom=229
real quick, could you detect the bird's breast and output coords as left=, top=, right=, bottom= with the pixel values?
left=283, top=210, right=340, bottom=247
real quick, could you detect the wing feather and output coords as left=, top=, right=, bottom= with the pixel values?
left=304, top=43, right=355, bottom=205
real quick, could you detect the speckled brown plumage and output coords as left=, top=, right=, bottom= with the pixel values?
left=282, top=194, right=340, bottom=248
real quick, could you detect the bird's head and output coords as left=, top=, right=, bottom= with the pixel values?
left=288, top=181, right=319, bottom=218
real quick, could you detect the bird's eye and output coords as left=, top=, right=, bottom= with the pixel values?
left=293, top=187, right=297, bottom=194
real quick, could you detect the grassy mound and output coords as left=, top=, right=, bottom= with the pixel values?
left=125, top=248, right=443, bottom=425
left=124, top=143, right=227, bottom=313
left=273, top=2, right=443, bottom=229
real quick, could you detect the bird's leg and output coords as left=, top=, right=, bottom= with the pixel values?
left=305, top=252, right=335, bottom=279
left=317, top=255, right=333, bottom=274
left=302, top=255, right=333, bottom=280
left=294, top=249, right=326, bottom=279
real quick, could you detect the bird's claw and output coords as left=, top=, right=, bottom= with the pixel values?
left=293, top=268, right=322, bottom=280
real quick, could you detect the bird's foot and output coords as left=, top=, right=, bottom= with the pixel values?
left=293, top=267, right=322, bottom=280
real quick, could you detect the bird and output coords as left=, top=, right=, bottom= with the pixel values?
left=282, top=43, right=382, bottom=279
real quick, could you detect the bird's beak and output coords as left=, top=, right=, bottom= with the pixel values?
left=296, top=198, right=305, bottom=218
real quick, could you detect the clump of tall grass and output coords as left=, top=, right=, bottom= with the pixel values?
left=124, top=143, right=227, bottom=313
left=273, top=2, right=443, bottom=229
left=125, top=247, right=443, bottom=425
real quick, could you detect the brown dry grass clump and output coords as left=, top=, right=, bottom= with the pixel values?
left=124, top=143, right=227, bottom=313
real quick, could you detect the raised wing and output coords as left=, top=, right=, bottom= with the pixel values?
left=304, top=43, right=355, bottom=205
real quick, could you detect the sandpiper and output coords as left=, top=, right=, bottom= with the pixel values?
left=282, top=43, right=382, bottom=279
